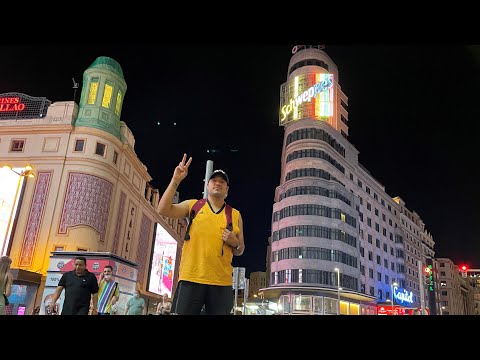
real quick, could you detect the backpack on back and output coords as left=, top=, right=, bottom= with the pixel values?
left=184, top=199, right=233, bottom=241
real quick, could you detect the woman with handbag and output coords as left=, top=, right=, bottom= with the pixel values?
left=0, top=256, right=13, bottom=315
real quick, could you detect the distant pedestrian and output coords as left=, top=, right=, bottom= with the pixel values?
left=126, top=290, right=146, bottom=315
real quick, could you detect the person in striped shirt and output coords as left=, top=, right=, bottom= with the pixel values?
left=97, top=265, right=119, bottom=315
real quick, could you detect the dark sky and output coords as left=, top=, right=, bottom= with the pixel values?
left=1, top=44, right=479, bottom=274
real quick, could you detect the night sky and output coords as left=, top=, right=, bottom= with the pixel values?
left=1, top=44, right=479, bottom=275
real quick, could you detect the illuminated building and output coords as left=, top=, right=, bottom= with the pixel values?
left=261, top=45, right=435, bottom=315
left=0, top=57, right=184, bottom=314
left=436, top=258, right=476, bottom=315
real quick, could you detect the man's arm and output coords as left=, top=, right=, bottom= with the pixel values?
left=49, top=285, right=64, bottom=307
left=111, top=283, right=119, bottom=305
left=91, top=293, right=98, bottom=315
left=157, top=153, right=192, bottom=219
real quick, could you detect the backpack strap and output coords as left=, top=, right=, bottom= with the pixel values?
left=184, top=199, right=207, bottom=240
left=225, top=204, right=233, bottom=231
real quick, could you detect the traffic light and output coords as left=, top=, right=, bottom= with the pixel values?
left=424, top=266, right=433, bottom=286
left=461, top=265, right=467, bottom=271
left=460, top=265, right=468, bottom=278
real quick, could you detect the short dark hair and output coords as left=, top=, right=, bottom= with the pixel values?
left=75, top=256, right=87, bottom=265
left=104, top=265, right=113, bottom=271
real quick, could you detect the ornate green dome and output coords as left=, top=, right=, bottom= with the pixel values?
left=88, top=56, right=124, bottom=80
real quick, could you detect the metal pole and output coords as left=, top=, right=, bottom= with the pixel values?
left=418, top=260, right=426, bottom=315
left=243, top=278, right=249, bottom=315
left=335, top=269, right=340, bottom=315
left=203, top=160, right=214, bottom=199
left=391, top=283, right=395, bottom=315
left=233, top=267, right=239, bottom=315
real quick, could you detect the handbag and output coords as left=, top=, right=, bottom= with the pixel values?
left=3, top=294, right=8, bottom=306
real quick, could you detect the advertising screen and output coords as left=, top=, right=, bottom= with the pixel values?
left=279, top=73, right=334, bottom=126
left=0, top=167, right=25, bottom=255
left=148, top=223, right=178, bottom=297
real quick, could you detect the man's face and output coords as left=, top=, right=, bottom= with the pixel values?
left=74, top=259, right=87, bottom=275
left=208, top=176, right=229, bottom=199
left=103, top=267, right=113, bottom=280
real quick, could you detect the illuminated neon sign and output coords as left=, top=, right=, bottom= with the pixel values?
left=393, top=286, right=413, bottom=305
left=280, top=73, right=334, bottom=124
left=0, top=97, right=26, bottom=112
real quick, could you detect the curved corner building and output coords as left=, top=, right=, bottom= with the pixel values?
left=265, top=46, right=405, bottom=315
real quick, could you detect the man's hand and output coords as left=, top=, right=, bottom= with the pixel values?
left=222, top=228, right=239, bottom=248
left=172, top=153, right=192, bottom=183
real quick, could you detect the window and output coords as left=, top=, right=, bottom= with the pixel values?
left=113, top=151, right=118, bottom=164
left=374, top=193, right=378, bottom=200
left=87, top=77, right=99, bottom=104
left=10, top=139, right=25, bottom=152
left=388, top=205, right=391, bottom=211
left=375, top=208, right=379, bottom=216
left=360, top=247, right=365, bottom=257
left=381, top=199, right=385, bottom=206
left=375, top=223, right=379, bottom=232
left=95, top=142, right=106, bottom=156
left=368, top=234, right=372, bottom=244
left=439, top=263, right=445, bottom=267
left=440, top=271, right=446, bottom=276
left=358, top=180, right=363, bottom=188
left=368, top=251, right=373, bottom=261
left=74, top=139, right=85, bottom=152
left=369, top=269, right=374, bottom=279
left=102, top=83, right=114, bottom=108
left=376, top=239, right=380, bottom=248
left=377, top=289, right=383, bottom=300
left=115, top=91, right=123, bottom=115
left=376, top=255, right=381, bottom=265
left=389, top=219, right=392, bottom=226
left=367, top=203, right=371, bottom=211
left=382, top=213, right=386, bottom=221
left=384, top=259, right=388, bottom=268
left=366, top=187, right=371, bottom=194
left=370, top=286, right=375, bottom=296
left=377, top=272, right=382, bottom=281
left=385, top=275, right=389, bottom=284
left=350, top=173, right=353, bottom=181
left=367, top=218, right=372, bottom=227
left=441, top=291, right=447, bottom=296
left=383, top=244, right=387, bottom=252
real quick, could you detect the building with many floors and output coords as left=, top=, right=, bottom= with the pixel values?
left=260, top=45, right=435, bottom=315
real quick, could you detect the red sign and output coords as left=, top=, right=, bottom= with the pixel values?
left=0, top=97, right=26, bottom=112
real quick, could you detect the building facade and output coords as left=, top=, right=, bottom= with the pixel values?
left=437, top=258, right=475, bottom=315
left=261, top=45, right=435, bottom=315
left=0, top=57, right=185, bottom=312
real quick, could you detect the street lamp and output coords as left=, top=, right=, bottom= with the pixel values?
left=1, top=165, right=34, bottom=256
left=390, top=282, right=398, bottom=315
left=334, top=268, right=340, bottom=315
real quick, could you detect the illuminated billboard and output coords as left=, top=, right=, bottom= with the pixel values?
left=0, top=167, right=25, bottom=255
left=0, top=93, right=51, bottom=120
left=148, top=223, right=178, bottom=297
left=279, top=73, right=334, bottom=126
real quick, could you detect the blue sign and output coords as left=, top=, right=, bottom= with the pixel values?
left=393, top=286, right=413, bottom=305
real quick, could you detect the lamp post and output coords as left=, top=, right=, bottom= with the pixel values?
left=334, top=268, right=340, bottom=315
left=390, top=282, right=398, bottom=315
left=1, top=165, right=34, bottom=256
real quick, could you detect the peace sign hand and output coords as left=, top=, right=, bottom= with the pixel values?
left=173, top=153, right=193, bottom=182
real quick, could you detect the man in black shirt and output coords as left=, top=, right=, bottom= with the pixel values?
left=48, top=256, right=99, bottom=315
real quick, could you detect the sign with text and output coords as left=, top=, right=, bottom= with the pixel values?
left=279, top=73, right=334, bottom=126
left=0, top=92, right=51, bottom=120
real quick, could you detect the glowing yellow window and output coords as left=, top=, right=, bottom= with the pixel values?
left=102, top=84, right=113, bottom=108
left=87, top=80, right=99, bottom=105
left=115, top=91, right=122, bottom=115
